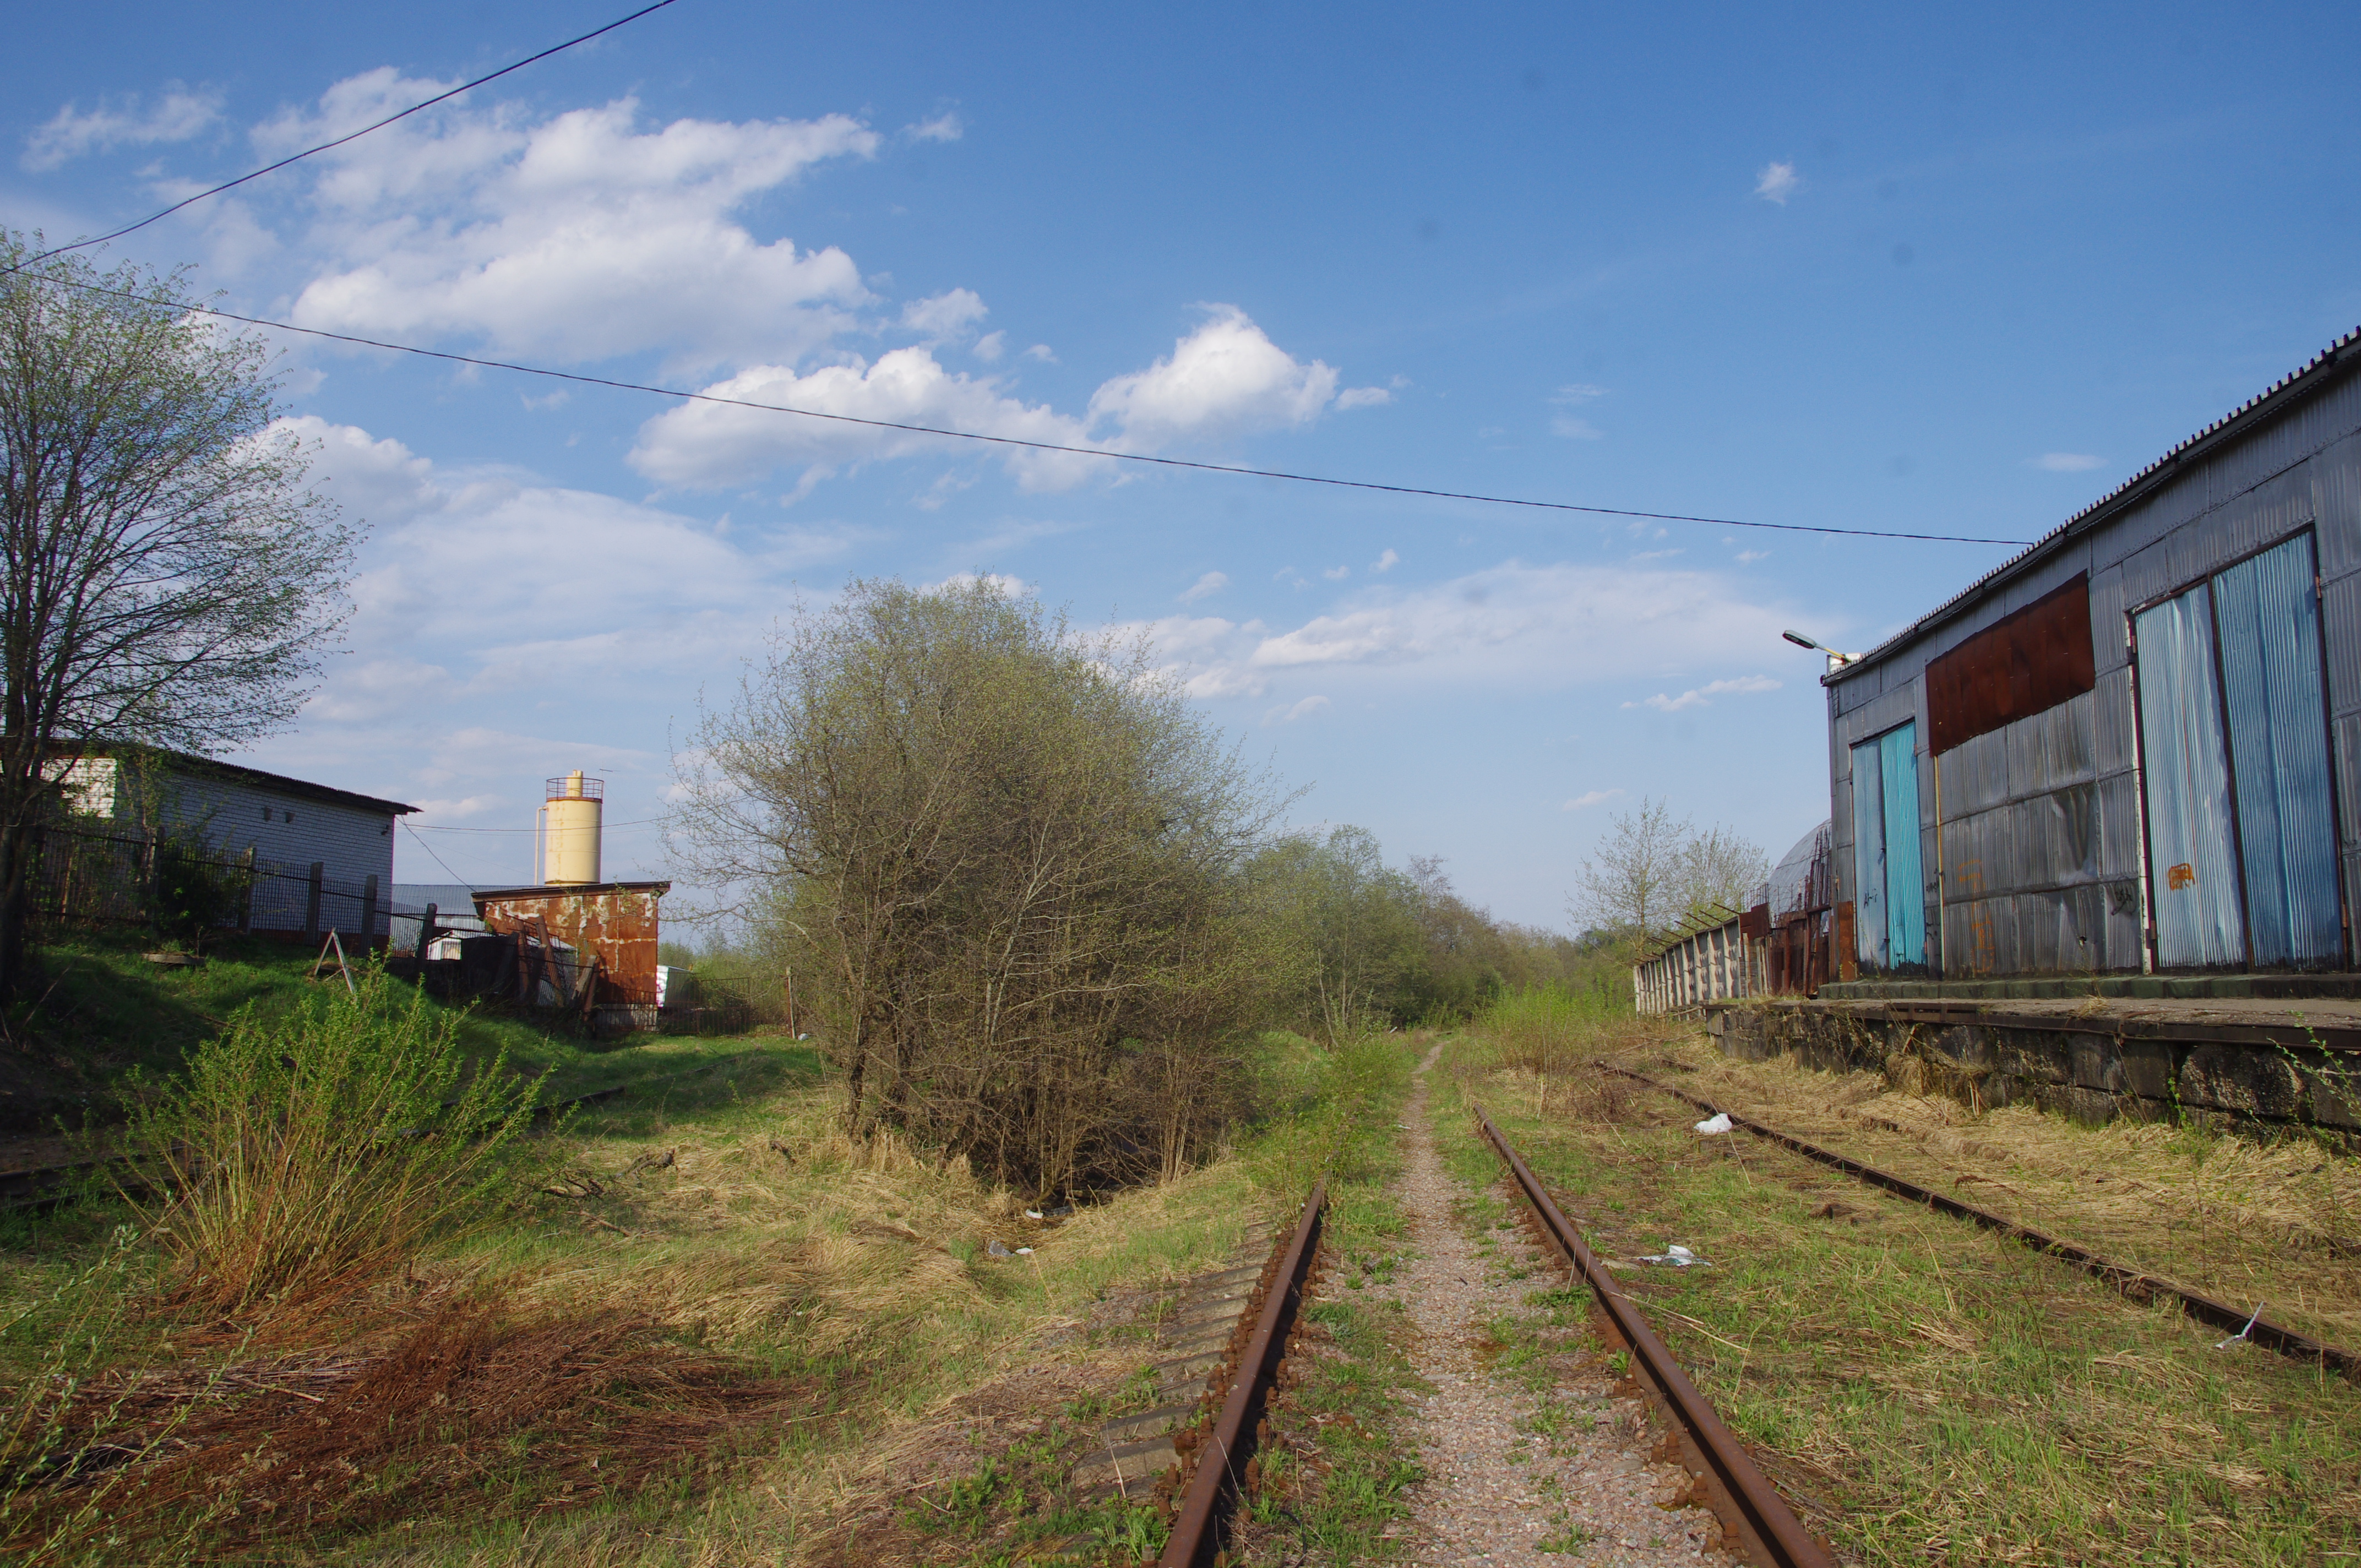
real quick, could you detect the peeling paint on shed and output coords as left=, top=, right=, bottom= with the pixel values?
left=473, top=880, right=670, bottom=1016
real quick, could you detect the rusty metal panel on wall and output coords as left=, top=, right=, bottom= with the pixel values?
left=474, top=880, right=668, bottom=1008
left=1925, top=575, right=2095, bottom=754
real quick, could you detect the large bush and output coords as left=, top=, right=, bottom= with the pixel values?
left=673, top=579, right=1298, bottom=1196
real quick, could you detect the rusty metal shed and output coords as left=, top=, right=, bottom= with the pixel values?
left=1824, top=326, right=2361, bottom=987
left=472, top=880, right=669, bottom=1028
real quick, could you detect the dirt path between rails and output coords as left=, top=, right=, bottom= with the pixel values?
left=1388, top=1046, right=1732, bottom=1568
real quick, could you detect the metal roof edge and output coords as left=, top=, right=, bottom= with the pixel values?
left=1829, top=324, right=2361, bottom=684
left=67, top=741, right=420, bottom=816
left=471, top=881, right=673, bottom=900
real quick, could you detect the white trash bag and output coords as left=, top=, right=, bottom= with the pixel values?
left=1694, top=1111, right=1734, bottom=1135
left=1640, top=1244, right=1712, bottom=1267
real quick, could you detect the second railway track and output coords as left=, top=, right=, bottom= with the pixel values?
left=1472, top=1104, right=1839, bottom=1568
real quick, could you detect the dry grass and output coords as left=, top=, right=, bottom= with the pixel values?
left=1441, top=1026, right=2361, bottom=1567
left=1633, top=1035, right=2361, bottom=1349
left=3, top=1291, right=809, bottom=1564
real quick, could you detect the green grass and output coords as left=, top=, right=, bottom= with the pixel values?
left=1437, top=1038, right=2361, bottom=1568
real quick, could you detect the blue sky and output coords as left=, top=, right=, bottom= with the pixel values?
left=7, top=1, right=2358, bottom=927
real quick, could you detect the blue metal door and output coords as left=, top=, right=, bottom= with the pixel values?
left=2211, top=535, right=2341, bottom=965
left=1880, top=723, right=1927, bottom=967
left=1851, top=737, right=1887, bottom=970
left=1850, top=722, right=1925, bottom=970
left=2135, top=583, right=2246, bottom=966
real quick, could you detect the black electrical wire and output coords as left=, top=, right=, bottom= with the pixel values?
left=35, top=275, right=2036, bottom=547
left=400, top=818, right=475, bottom=885
left=15, top=0, right=685, bottom=269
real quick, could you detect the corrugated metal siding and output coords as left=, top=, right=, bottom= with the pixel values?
left=2325, top=571, right=2361, bottom=718
left=159, top=777, right=396, bottom=891
left=2095, top=668, right=2138, bottom=775
left=2097, top=772, right=2143, bottom=881
left=2089, top=567, right=2129, bottom=672
left=2314, top=432, right=2361, bottom=579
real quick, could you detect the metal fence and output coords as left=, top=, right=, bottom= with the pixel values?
left=30, top=823, right=409, bottom=943
left=1633, top=912, right=1761, bottom=1016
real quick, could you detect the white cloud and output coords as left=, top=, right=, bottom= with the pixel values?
left=1149, top=562, right=1798, bottom=700
left=628, top=347, right=1107, bottom=491
left=22, top=85, right=221, bottom=171
left=1180, top=570, right=1229, bottom=603
left=972, top=330, right=1006, bottom=362
left=1086, top=306, right=1339, bottom=447
left=275, top=73, right=878, bottom=367
left=1323, top=565, right=1351, bottom=581
left=1549, top=383, right=1607, bottom=440
left=2034, top=452, right=2106, bottom=472
left=1264, top=694, right=1330, bottom=725
left=1336, top=385, right=1392, bottom=409
left=1623, top=673, right=1782, bottom=712
left=1022, top=344, right=1057, bottom=362
left=1754, top=160, right=1800, bottom=204
left=276, top=415, right=851, bottom=710
left=906, top=112, right=964, bottom=143
left=1370, top=548, right=1400, bottom=573
left=634, top=304, right=1357, bottom=492
left=901, top=288, right=988, bottom=341
left=1562, top=789, right=1623, bottom=811
left=1734, top=549, right=1769, bottom=563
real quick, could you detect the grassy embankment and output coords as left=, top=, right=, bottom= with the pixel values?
left=1443, top=991, right=2361, bottom=1567
left=1, top=940, right=1429, bottom=1568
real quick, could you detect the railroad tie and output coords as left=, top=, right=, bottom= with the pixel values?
left=1066, top=1257, right=1266, bottom=1501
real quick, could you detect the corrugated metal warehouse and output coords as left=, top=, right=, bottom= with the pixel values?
left=1826, top=326, right=2361, bottom=986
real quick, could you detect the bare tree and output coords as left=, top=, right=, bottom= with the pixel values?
left=0, top=235, right=355, bottom=998
left=1568, top=798, right=1767, bottom=960
left=1568, top=796, right=1685, bottom=957
left=1675, top=823, right=1768, bottom=925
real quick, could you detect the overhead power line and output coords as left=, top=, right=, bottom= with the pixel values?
left=40, top=276, right=2037, bottom=547
left=17, top=0, right=685, bottom=269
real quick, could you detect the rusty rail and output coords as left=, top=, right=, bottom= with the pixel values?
left=1155, top=1178, right=1325, bottom=1568
left=1474, top=1107, right=1837, bottom=1568
left=1606, top=1065, right=2359, bottom=1380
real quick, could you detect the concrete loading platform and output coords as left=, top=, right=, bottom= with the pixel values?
left=1707, top=993, right=2361, bottom=1140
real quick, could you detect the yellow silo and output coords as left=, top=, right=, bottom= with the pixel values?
left=538, top=771, right=603, bottom=885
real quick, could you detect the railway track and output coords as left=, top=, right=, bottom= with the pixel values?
left=1076, top=1180, right=1331, bottom=1558
left=1471, top=1104, right=1838, bottom=1568
left=1603, top=1064, right=2359, bottom=1381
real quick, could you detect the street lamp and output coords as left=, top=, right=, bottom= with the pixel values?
left=1781, top=629, right=1858, bottom=672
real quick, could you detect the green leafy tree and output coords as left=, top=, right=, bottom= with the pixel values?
left=0, top=234, right=354, bottom=998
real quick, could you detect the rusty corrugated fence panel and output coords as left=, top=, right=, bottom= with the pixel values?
left=474, top=880, right=669, bottom=1008
left=1925, top=574, right=2096, bottom=755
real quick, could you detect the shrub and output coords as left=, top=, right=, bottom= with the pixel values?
left=123, top=965, right=547, bottom=1315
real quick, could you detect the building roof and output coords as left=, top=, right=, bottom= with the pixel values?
left=75, top=742, right=418, bottom=816
left=1830, top=324, right=2361, bottom=684
left=472, top=881, right=672, bottom=901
